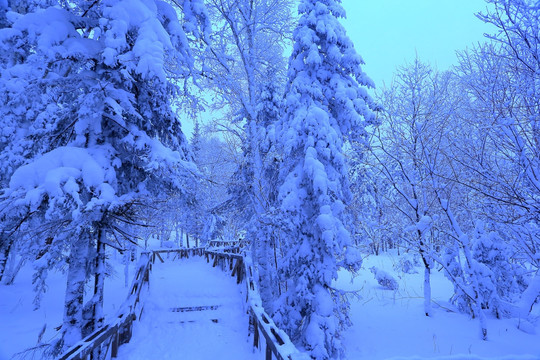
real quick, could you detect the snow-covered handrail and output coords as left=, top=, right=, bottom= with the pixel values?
left=205, top=249, right=309, bottom=360
left=152, top=246, right=206, bottom=262
left=59, top=252, right=153, bottom=360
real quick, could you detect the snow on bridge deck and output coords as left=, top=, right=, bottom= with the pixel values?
left=116, top=256, right=259, bottom=360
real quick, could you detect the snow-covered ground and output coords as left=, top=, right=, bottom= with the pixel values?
left=0, top=252, right=131, bottom=360
left=1, top=250, right=538, bottom=360
left=339, top=252, right=540, bottom=360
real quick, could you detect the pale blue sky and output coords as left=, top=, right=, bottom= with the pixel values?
left=341, top=0, right=494, bottom=87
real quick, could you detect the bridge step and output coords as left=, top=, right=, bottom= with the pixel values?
left=169, top=305, right=221, bottom=312
left=167, top=319, right=219, bottom=324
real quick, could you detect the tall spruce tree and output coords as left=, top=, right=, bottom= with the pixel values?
left=274, top=0, right=377, bottom=358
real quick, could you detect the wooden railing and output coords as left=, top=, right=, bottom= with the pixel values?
left=59, top=247, right=308, bottom=360
left=152, top=246, right=206, bottom=263
left=58, top=251, right=153, bottom=360
left=205, top=250, right=309, bottom=360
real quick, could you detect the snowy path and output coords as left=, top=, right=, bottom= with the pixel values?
left=116, top=256, right=258, bottom=360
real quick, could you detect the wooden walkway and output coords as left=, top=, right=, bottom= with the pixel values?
left=59, top=248, right=308, bottom=360
left=115, top=257, right=257, bottom=359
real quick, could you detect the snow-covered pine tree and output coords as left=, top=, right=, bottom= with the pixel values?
left=0, top=0, right=48, bottom=283
left=0, top=0, right=209, bottom=352
left=274, top=0, right=377, bottom=358
left=191, top=119, right=203, bottom=155
left=0, top=1, right=7, bottom=29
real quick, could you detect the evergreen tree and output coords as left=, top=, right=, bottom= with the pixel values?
left=0, top=0, right=208, bottom=352
left=191, top=119, right=203, bottom=155
left=0, top=1, right=7, bottom=29
left=273, top=0, right=376, bottom=358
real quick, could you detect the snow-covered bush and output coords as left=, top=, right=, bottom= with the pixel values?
left=370, top=266, right=399, bottom=290
left=471, top=224, right=526, bottom=318
left=442, top=221, right=527, bottom=320
left=394, top=253, right=420, bottom=274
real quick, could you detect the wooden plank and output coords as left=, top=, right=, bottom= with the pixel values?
left=204, top=250, right=242, bottom=261
left=253, top=315, right=260, bottom=349
left=169, top=305, right=220, bottom=312
left=270, top=327, right=285, bottom=346
left=58, top=344, right=83, bottom=360
left=155, top=252, right=165, bottom=263
left=266, top=342, right=273, bottom=360
left=167, top=319, right=219, bottom=324
left=111, top=331, right=119, bottom=358
left=60, top=325, right=118, bottom=360
left=258, top=324, right=285, bottom=360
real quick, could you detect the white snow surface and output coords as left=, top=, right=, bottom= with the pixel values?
left=338, top=253, right=540, bottom=360
left=0, top=251, right=127, bottom=359
left=1, top=250, right=539, bottom=360
left=116, top=256, right=260, bottom=359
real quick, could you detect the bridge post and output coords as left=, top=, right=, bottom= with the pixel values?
left=252, top=314, right=259, bottom=349
left=236, top=259, right=244, bottom=284
left=111, top=328, right=119, bottom=358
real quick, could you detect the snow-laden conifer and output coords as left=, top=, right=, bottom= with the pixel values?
left=0, top=0, right=208, bottom=352
left=273, top=0, right=376, bottom=358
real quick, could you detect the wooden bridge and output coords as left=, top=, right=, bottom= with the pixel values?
left=58, top=247, right=308, bottom=360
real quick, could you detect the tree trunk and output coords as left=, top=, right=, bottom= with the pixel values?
left=182, top=228, right=185, bottom=246
left=62, top=234, right=89, bottom=350
left=258, top=231, right=279, bottom=312
left=123, top=247, right=130, bottom=288
left=518, top=272, right=540, bottom=317
left=2, top=244, right=24, bottom=285
left=423, top=266, right=431, bottom=317
left=3, top=255, right=24, bottom=286
left=0, top=234, right=13, bottom=283
left=186, top=233, right=190, bottom=249
left=175, top=223, right=180, bottom=247
left=418, top=229, right=432, bottom=317
left=93, top=229, right=106, bottom=330
left=90, top=228, right=106, bottom=359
